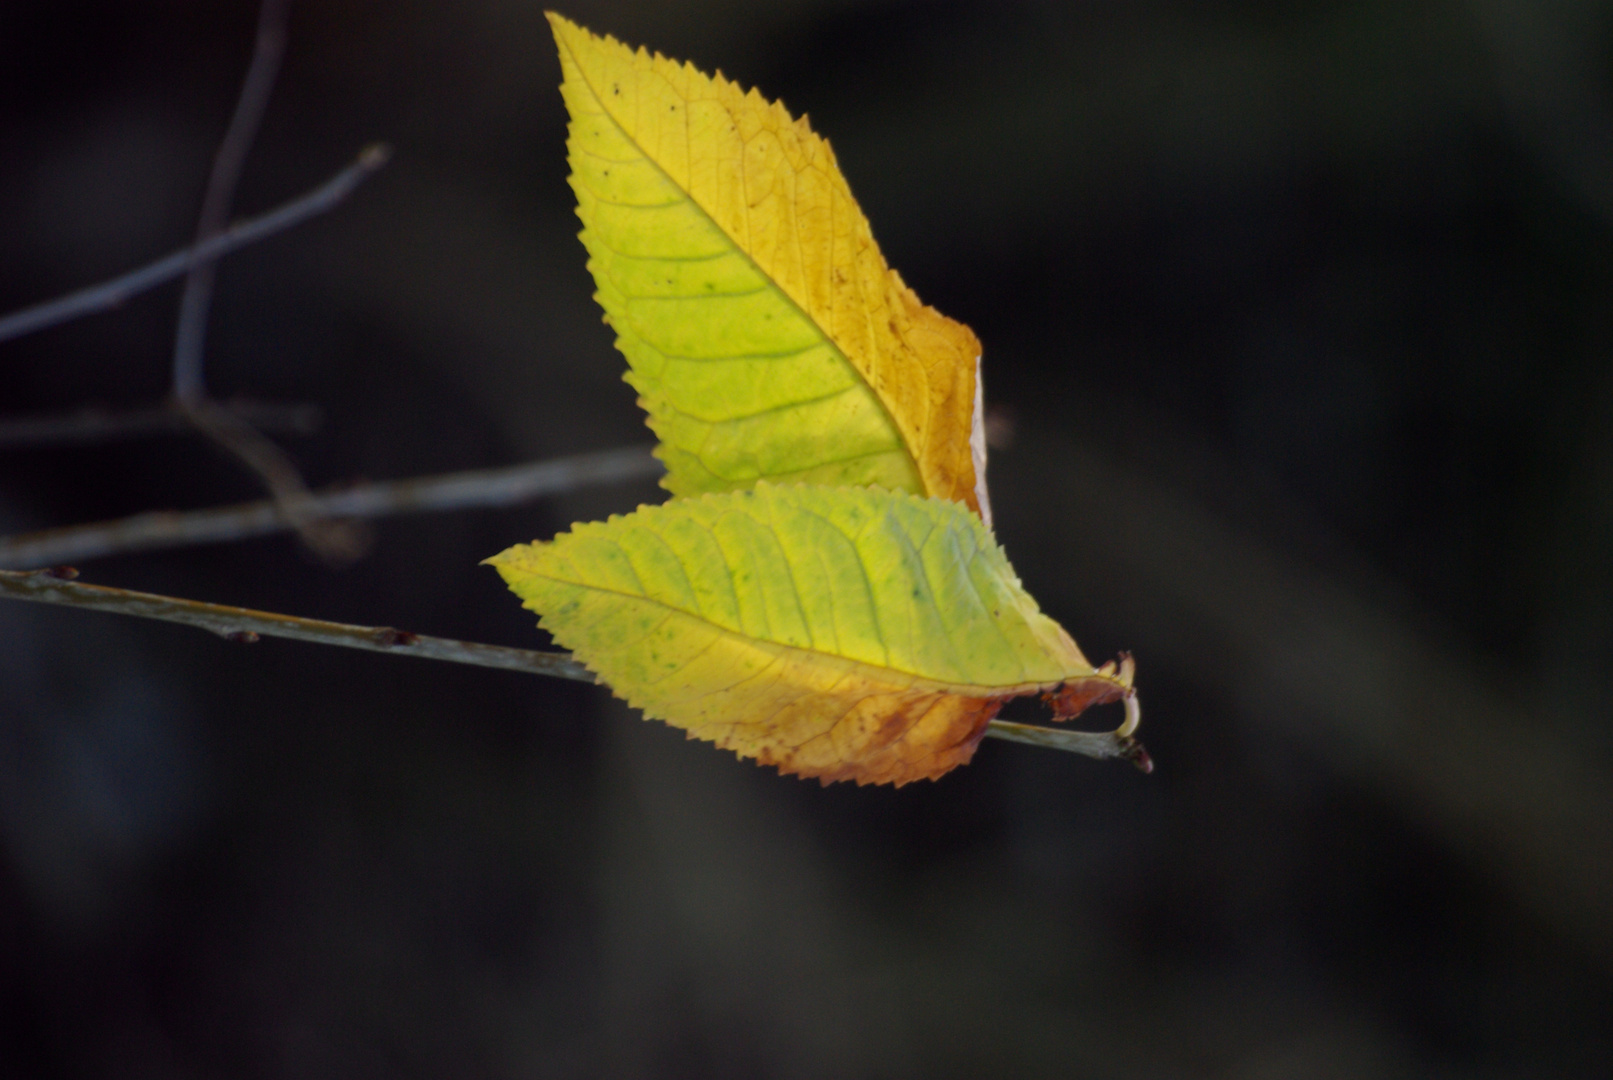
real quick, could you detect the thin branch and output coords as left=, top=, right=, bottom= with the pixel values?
left=0, top=567, right=1144, bottom=767
left=173, top=0, right=292, bottom=403
left=0, top=567, right=595, bottom=681
left=0, top=145, right=388, bottom=347
left=179, top=397, right=365, bottom=564
left=0, top=398, right=320, bottom=449
left=0, top=446, right=662, bottom=569
left=157, top=1, right=336, bottom=556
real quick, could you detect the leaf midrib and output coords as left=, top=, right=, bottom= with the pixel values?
left=532, top=564, right=1065, bottom=697
left=558, top=31, right=926, bottom=491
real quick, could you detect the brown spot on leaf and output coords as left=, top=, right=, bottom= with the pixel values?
left=1042, top=675, right=1129, bottom=720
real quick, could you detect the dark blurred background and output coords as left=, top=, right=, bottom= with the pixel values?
left=3, top=1, right=1612, bottom=1076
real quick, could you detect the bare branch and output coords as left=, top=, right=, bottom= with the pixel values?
left=0, top=566, right=1137, bottom=766
left=0, top=398, right=320, bottom=449
left=0, top=567, right=596, bottom=681
left=0, top=145, right=388, bottom=347
left=179, top=397, right=366, bottom=564
left=155, top=2, right=339, bottom=556
left=0, top=446, right=661, bottom=569
left=172, top=0, right=293, bottom=403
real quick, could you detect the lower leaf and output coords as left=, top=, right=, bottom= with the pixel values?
left=487, top=484, right=1131, bottom=784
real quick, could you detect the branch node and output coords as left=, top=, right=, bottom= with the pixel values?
left=222, top=629, right=261, bottom=644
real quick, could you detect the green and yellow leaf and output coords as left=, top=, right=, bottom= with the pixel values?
left=491, top=15, right=1142, bottom=784
left=487, top=485, right=1130, bottom=784
left=549, top=12, right=991, bottom=521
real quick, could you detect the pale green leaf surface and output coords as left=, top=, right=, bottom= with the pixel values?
left=499, top=484, right=1082, bottom=686
left=569, top=104, right=923, bottom=496
left=488, top=484, right=1112, bottom=783
left=552, top=14, right=988, bottom=512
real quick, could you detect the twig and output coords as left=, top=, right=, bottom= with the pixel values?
left=0, top=567, right=595, bottom=681
left=156, top=1, right=343, bottom=558
left=0, top=446, right=662, bottom=568
left=179, top=397, right=365, bottom=564
left=172, top=0, right=292, bottom=404
left=0, top=145, right=388, bottom=346
left=0, top=5, right=378, bottom=565
left=0, top=398, right=321, bottom=449
left=0, top=567, right=1142, bottom=767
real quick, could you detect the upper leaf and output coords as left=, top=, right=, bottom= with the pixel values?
left=549, top=13, right=991, bottom=521
left=487, top=484, right=1128, bottom=784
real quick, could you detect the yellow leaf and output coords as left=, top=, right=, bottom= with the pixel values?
left=550, top=12, right=991, bottom=521
left=488, top=485, right=1131, bottom=785
left=490, top=15, right=1145, bottom=783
